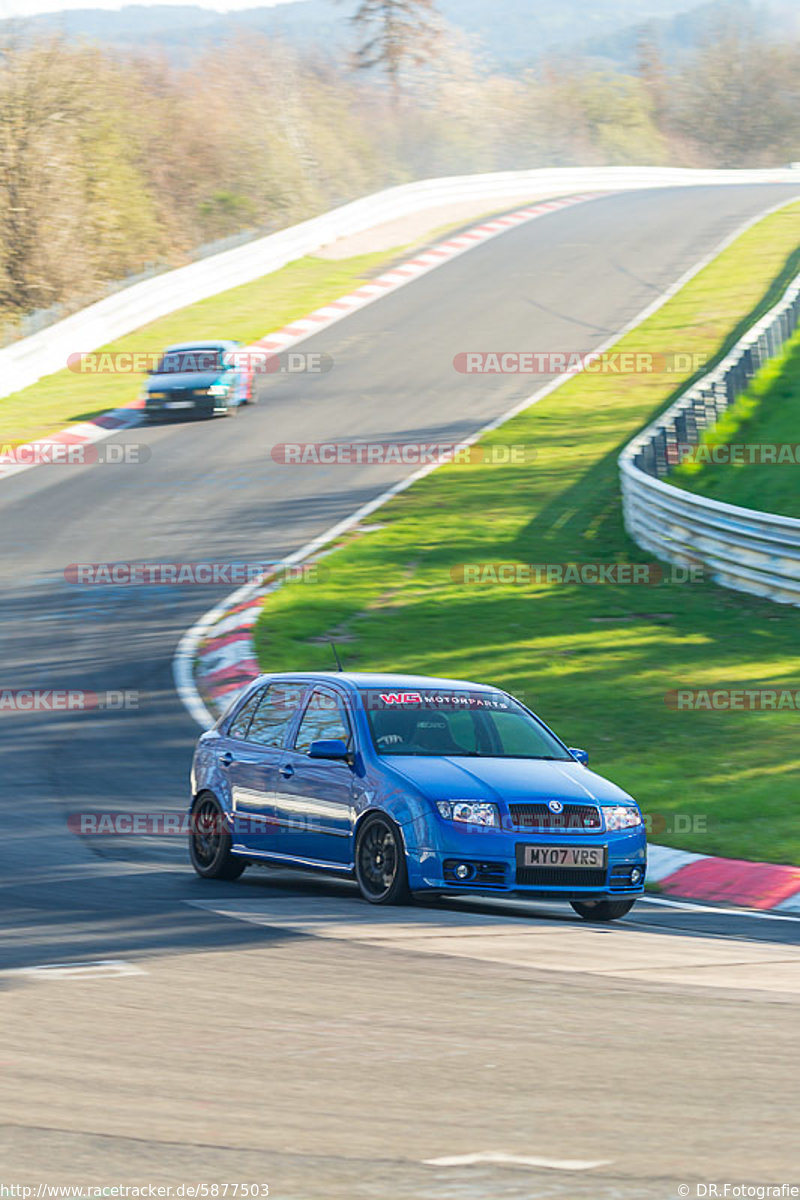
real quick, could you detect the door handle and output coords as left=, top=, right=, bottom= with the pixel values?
left=279, top=763, right=294, bottom=779
left=219, top=751, right=234, bottom=767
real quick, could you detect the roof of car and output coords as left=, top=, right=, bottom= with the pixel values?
left=163, top=339, right=238, bottom=352
left=260, top=671, right=497, bottom=691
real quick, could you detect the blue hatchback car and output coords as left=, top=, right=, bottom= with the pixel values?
left=189, top=672, right=646, bottom=921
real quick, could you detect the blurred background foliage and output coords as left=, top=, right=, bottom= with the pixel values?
left=0, top=1, right=797, bottom=330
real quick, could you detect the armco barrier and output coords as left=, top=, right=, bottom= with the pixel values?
left=619, top=274, right=800, bottom=606
left=1, top=165, right=799, bottom=400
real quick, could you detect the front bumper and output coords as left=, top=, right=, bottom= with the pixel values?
left=146, top=394, right=219, bottom=418
left=406, top=825, right=647, bottom=898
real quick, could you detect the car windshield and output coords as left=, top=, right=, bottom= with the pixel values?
left=155, top=348, right=225, bottom=374
left=360, top=688, right=571, bottom=759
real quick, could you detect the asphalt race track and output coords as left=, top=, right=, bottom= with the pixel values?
left=1, top=186, right=799, bottom=1197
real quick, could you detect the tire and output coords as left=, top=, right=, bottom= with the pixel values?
left=354, top=813, right=410, bottom=905
left=189, top=793, right=246, bottom=880
left=570, top=898, right=635, bottom=922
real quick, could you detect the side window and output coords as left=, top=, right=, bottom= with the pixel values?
left=293, top=689, right=351, bottom=754
left=247, top=683, right=306, bottom=748
left=227, top=689, right=263, bottom=740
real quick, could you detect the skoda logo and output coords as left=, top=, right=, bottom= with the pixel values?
left=547, top=799, right=564, bottom=814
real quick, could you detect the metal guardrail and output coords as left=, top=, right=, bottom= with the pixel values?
left=1, top=165, right=799, bottom=400
left=619, top=274, right=800, bottom=606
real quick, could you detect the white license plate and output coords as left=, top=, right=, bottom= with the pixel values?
left=166, top=400, right=194, bottom=409
left=523, top=845, right=605, bottom=869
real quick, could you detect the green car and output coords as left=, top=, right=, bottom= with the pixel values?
left=143, top=339, right=253, bottom=421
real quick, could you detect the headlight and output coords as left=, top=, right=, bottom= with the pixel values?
left=146, top=391, right=166, bottom=400
left=207, top=384, right=228, bottom=396
left=603, top=805, right=642, bottom=831
left=436, top=800, right=499, bottom=827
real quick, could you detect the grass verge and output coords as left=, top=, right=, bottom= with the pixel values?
left=669, top=326, right=800, bottom=518
left=253, top=199, right=800, bottom=865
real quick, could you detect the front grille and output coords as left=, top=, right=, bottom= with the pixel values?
left=474, top=862, right=507, bottom=886
left=516, top=866, right=607, bottom=888
left=154, top=389, right=203, bottom=404
left=509, top=803, right=602, bottom=832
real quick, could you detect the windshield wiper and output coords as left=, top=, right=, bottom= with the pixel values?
left=447, top=752, right=570, bottom=760
left=520, top=755, right=572, bottom=760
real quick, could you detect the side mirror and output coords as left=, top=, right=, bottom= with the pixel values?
left=568, top=747, right=589, bottom=766
left=308, top=738, right=350, bottom=762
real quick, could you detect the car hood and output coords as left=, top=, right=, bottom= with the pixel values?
left=147, top=371, right=224, bottom=391
left=384, top=755, right=634, bottom=806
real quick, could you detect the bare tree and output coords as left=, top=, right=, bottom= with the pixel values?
left=1, top=17, right=796, bottom=331
left=349, top=0, right=440, bottom=95
left=668, top=30, right=800, bottom=166
left=636, top=35, right=666, bottom=127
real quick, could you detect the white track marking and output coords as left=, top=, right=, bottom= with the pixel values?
left=448, top=891, right=800, bottom=925
left=186, top=897, right=800, bottom=994
left=423, top=1152, right=611, bottom=1170
left=12, top=959, right=146, bottom=979
left=645, top=844, right=708, bottom=882
left=636, top=895, right=800, bottom=923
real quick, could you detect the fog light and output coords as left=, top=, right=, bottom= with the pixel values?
left=455, top=863, right=471, bottom=880
left=631, top=867, right=643, bottom=884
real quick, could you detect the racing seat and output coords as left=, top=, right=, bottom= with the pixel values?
left=409, top=714, right=466, bottom=755
left=372, top=708, right=417, bottom=749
